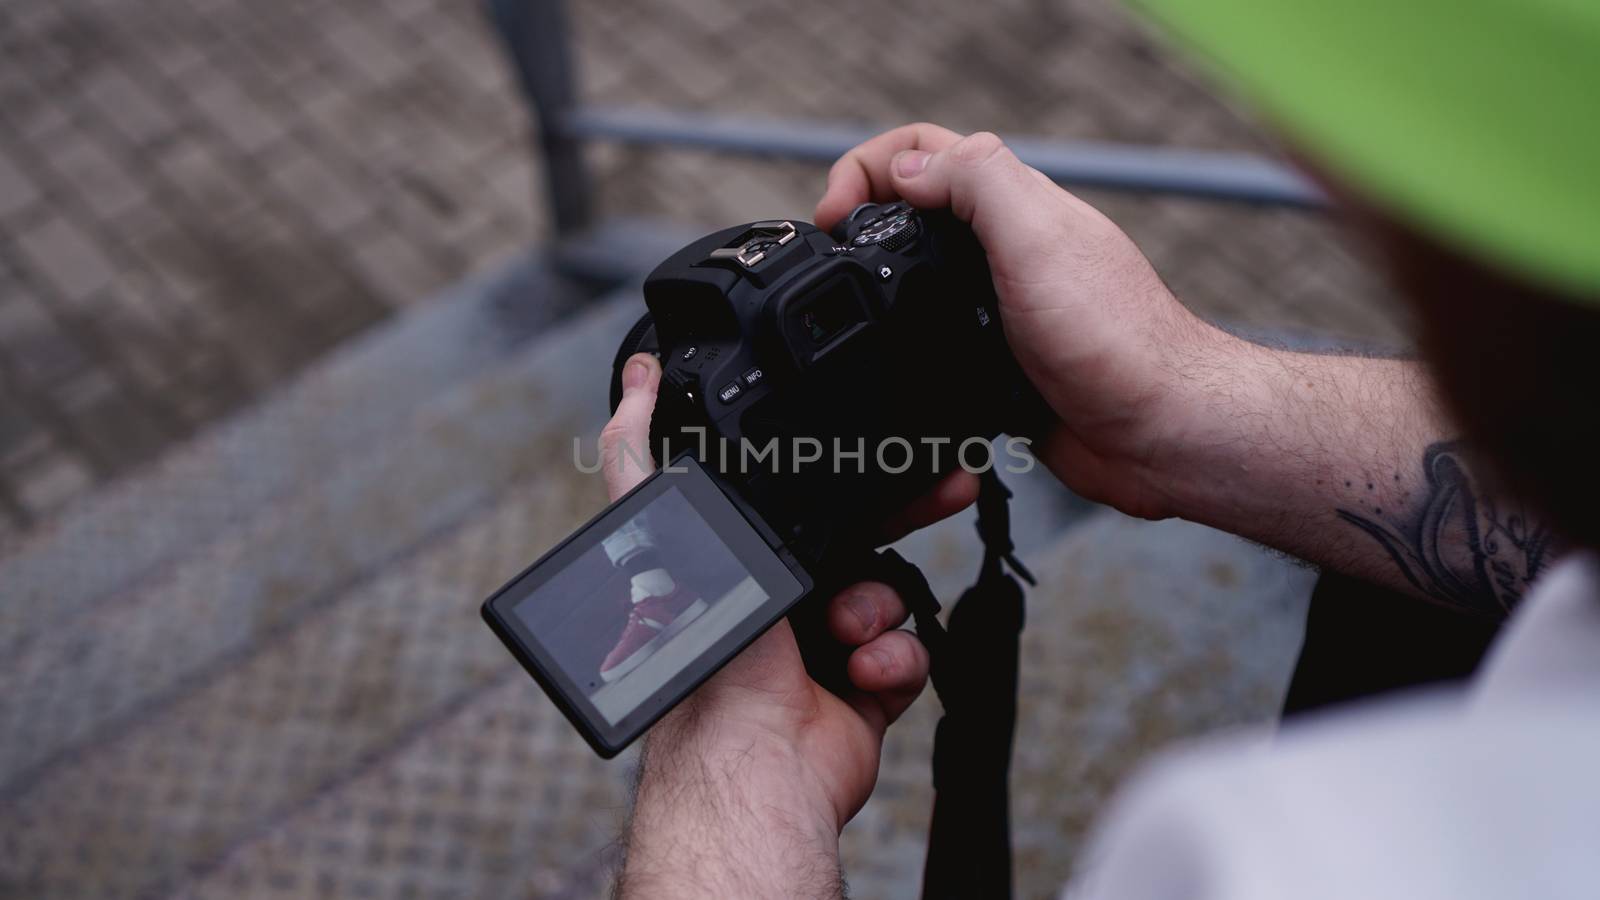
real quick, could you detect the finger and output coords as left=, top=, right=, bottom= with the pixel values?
left=814, top=122, right=964, bottom=231
left=598, top=353, right=661, bottom=500
left=886, top=131, right=1058, bottom=254
left=875, top=468, right=979, bottom=546
left=845, top=630, right=930, bottom=732
left=827, top=581, right=909, bottom=645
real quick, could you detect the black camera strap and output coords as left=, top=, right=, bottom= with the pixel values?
left=860, top=469, right=1032, bottom=900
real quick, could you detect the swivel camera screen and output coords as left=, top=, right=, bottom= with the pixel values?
left=481, top=457, right=808, bottom=755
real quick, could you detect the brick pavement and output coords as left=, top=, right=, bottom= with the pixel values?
left=574, top=0, right=1403, bottom=348
left=0, top=0, right=1403, bottom=538
left=0, top=0, right=537, bottom=534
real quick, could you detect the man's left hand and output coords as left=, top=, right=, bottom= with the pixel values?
left=604, top=352, right=973, bottom=897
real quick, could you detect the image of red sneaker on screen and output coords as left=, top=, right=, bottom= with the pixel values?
left=598, top=512, right=707, bottom=682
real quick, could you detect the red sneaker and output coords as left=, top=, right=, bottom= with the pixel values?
left=598, top=587, right=707, bottom=683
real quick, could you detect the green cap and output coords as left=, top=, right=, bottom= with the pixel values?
left=1132, top=0, right=1600, bottom=299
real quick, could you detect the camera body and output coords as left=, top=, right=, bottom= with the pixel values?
left=483, top=204, right=1043, bottom=757
left=613, top=203, right=1038, bottom=560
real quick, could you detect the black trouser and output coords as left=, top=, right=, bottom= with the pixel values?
left=1282, top=572, right=1504, bottom=717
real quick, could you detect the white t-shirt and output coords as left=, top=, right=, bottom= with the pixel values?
left=1067, top=553, right=1600, bottom=900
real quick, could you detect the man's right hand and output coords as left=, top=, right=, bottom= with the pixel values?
left=816, top=124, right=1227, bottom=520
left=818, top=124, right=1548, bottom=618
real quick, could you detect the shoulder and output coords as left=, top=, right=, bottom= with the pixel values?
left=1067, top=691, right=1600, bottom=900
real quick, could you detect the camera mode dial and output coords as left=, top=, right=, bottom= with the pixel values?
left=849, top=203, right=920, bottom=252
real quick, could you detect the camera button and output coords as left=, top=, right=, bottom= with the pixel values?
left=681, top=345, right=698, bottom=360
left=741, top=367, right=764, bottom=387
left=878, top=265, right=893, bottom=281
left=717, top=380, right=743, bottom=404
left=665, top=369, right=699, bottom=399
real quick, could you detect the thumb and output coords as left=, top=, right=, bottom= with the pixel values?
left=599, top=352, right=661, bottom=500
left=887, top=131, right=1058, bottom=257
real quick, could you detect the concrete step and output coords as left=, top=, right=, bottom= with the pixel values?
left=0, top=266, right=1168, bottom=899
left=0, top=285, right=644, bottom=791
left=0, top=219, right=699, bottom=663
left=0, top=254, right=583, bottom=659
left=157, top=508, right=1311, bottom=900
left=0, top=286, right=642, bottom=896
left=0, top=219, right=1316, bottom=898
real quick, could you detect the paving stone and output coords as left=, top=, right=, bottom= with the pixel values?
left=189, top=75, right=284, bottom=153
left=53, top=373, right=175, bottom=470
left=0, top=292, right=91, bottom=385
left=0, top=146, right=40, bottom=218
left=13, top=216, right=117, bottom=306
left=349, top=229, right=450, bottom=308
left=268, top=151, right=374, bottom=234
left=148, top=32, right=210, bottom=81
left=0, top=427, right=52, bottom=475
left=84, top=68, right=177, bottom=146
left=0, top=395, right=44, bottom=461
left=155, top=139, right=259, bottom=222
left=324, top=15, right=410, bottom=86
left=46, top=131, right=150, bottom=219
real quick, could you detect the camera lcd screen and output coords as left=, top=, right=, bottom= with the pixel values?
left=481, top=456, right=808, bottom=756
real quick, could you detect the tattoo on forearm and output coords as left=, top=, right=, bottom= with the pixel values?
left=1337, top=441, right=1553, bottom=616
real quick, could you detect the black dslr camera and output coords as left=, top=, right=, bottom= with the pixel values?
left=482, top=203, right=1043, bottom=756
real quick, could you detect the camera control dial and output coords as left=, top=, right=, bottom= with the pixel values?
left=849, top=203, right=920, bottom=252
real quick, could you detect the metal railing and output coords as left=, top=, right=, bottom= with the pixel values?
left=488, top=0, right=1326, bottom=273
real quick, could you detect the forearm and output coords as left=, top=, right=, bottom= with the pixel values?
left=617, top=715, right=845, bottom=899
left=1151, top=330, right=1554, bottom=616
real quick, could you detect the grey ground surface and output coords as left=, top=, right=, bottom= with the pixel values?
left=0, top=271, right=1312, bottom=899
left=0, top=0, right=1405, bottom=536
left=1, top=0, right=1396, bottom=897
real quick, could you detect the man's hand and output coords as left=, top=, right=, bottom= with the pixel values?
left=816, top=123, right=1223, bottom=520
left=818, top=124, right=1540, bottom=615
left=605, top=353, right=974, bottom=897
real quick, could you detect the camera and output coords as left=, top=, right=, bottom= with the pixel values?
left=482, top=203, right=1044, bottom=756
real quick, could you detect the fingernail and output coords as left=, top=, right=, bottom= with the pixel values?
left=622, top=355, right=651, bottom=390
left=845, top=593, right=877, bottom=634
left=894, top=150, right=929, bottom=178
